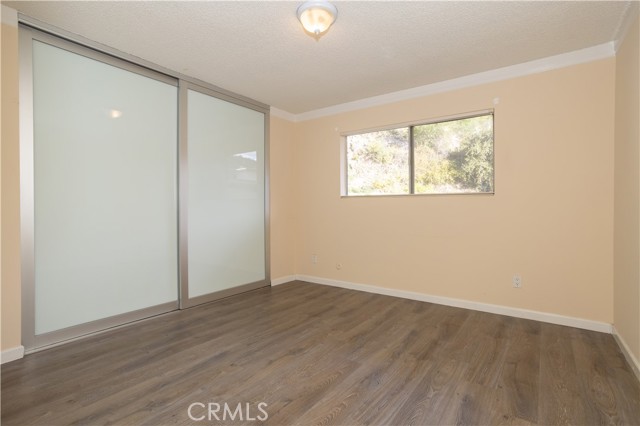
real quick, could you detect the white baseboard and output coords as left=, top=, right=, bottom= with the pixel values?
left=270, top=275, right=297, bottom=286
left=296, top=274, right=613, bottom=334
left=612, top=326, right=640, bottom=381
left=1, top=345, right=25, bottom=364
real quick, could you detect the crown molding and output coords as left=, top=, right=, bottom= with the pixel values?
left=274, top=42, right=615, bottom=123
left=269, top=107, right=298, bottom=122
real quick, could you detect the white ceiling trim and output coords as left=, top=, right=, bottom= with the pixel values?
left=269, top=107, right=298, bottom=122
left=277, top=42, right=615, bottom=123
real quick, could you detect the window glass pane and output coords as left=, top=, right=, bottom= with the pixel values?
left=414, top=115, right=493, bottom=194
left=347, top=128, right=409, bottom=195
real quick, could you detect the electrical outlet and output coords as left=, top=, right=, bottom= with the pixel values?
left=311, top=254, right=318, bottom=264
left=513, top=274, right=522, bottom=288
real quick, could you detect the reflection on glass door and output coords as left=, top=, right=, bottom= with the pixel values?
left=182, top=87, right=266, bottom=306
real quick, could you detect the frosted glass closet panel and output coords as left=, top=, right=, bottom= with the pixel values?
left=187, top=90, right=265, bottom=298
left=33, top=41, right=178, bottom=335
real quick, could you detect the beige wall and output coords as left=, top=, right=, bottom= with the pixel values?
left=614, top=11, right=640, bottom=362
left=293, top=58, right=616, bottom=324
left=1, top=15, right=22, bottom=352
left=269, top=116, right=298, bottom=280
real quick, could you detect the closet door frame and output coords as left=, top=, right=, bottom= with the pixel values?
left=178, top=81, right=270, bottom=309
left=19, top=18, right=271, bottom=351
left=19, top=26, right=181, bottom=351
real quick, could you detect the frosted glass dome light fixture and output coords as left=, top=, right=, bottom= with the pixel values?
left=297, top=0, right=338, bottom=38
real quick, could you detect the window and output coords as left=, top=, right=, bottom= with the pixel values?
left=344, top=113, right=494, bottom=196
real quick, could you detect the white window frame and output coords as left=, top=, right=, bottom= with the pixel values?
left=340, top=110, right=495, bottom=197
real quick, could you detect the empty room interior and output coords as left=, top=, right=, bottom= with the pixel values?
left=2, top=1, right=640, bottom=425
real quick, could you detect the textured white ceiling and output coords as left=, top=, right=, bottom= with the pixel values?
left=3, top=1, right=634, bottom=114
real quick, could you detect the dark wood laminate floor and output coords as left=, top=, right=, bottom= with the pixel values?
left=2, top=281, right=639, bottom=425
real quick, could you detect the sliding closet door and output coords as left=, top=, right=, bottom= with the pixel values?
left=180, top=85, right=267, bottom=307
left=21, top=30, right=179, bottom=349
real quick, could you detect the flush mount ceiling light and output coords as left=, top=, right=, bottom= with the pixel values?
left=297, top=0, right=338, bottom=38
